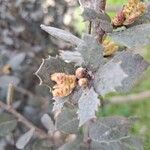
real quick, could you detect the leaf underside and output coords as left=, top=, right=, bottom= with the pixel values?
left=110, top=24, right=150, bottom=48
left=89, top=117, right=143, bottom=150
left=94, top=51, right=149, bottom=96
left=40, top=25, right=83, bottom=46
left=77, top=87, right=100, bottom=127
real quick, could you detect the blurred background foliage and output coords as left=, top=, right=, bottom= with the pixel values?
left=0, top=0, right=150, bottom=149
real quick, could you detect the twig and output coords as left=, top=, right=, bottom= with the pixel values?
left=100, top=0, right=106, bottom=11
left=109, top=90, right=150, bottom=104
left=88, top=21, right=92, bottom=34
left=7, top=83, right=14, bottom=106
left=94, top=0, right=107, bottom=43
left=0, top=101, right=49, bottom=139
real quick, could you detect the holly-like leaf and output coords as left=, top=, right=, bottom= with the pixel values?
left=77, top=87, right=100, bottom=127
left=16, top=128, right=35, bottom=149
left=77, top=34, right=104, bottom=71
left=35, top=56, right=74, bottom=89
left=0, top=113, right=17, bottom=137
left=60, top=50, right=83, bottom=66
left=40, top=25, right=83, bottom=46
left=56, top=108, right=79, bottom=134
left=89, top=117, right=143, bottom=150
left=110, top=24, right=150, bottom=48
left=94, top=51, right=149, bottom=96
left=41, top=114, right=55, bottom=135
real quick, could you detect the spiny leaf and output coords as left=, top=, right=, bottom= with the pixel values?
left=0, top=113, right=17, bottom=137
left=94, top=51, right=149, bottom=96
left=16, top=128, right=35, bottom=149
left=35, top=56, right=74, bottom=89
left=41, top=114, right=55, bottom=134
left=77, top=34, right=104, bottom=71
left=56, top=108, right=79, bottom=134
left=40, top=25, right=83, bottom=46
left=110, top=24, right=150, bottom=48
left=77, top=87, right=100, bottom=127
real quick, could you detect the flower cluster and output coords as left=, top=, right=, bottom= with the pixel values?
left=112, top=0, right=146, bottom=27
left=102, top=38, right=119, bottom=57
left=51, top=73, right=77, bottom=97
left=51, top=67, right=90, bottom=97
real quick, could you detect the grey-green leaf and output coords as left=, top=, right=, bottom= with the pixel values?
left=40, top=25, right=83, bottom=46
left=94, top=51, right=149, bottom=96
left=77, top=34, right=104, bottom=71
left=89, top=117, right=131, bottom=142
left=77, top=87, right=100, bottom=127
left=110, top=24, right=150, bottom=48
left=89, top=117, right=143, bottom=150
left=0, top=113, right=17, bottom=137
left=56, top=108, right=79, bottom=134
left=16, top=128, right=35, bottom=149
left=35, top=56, right=74, bottom=88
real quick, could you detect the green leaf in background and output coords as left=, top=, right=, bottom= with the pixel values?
left=0, top=113, right=17, bottom=137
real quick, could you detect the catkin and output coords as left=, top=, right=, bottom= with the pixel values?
left=51, top=73, right=76, bottom=97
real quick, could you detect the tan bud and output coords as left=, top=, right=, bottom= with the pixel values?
left=75, top=67, right=86, bottom=79
left=78, top=78, right=88, bottom=88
